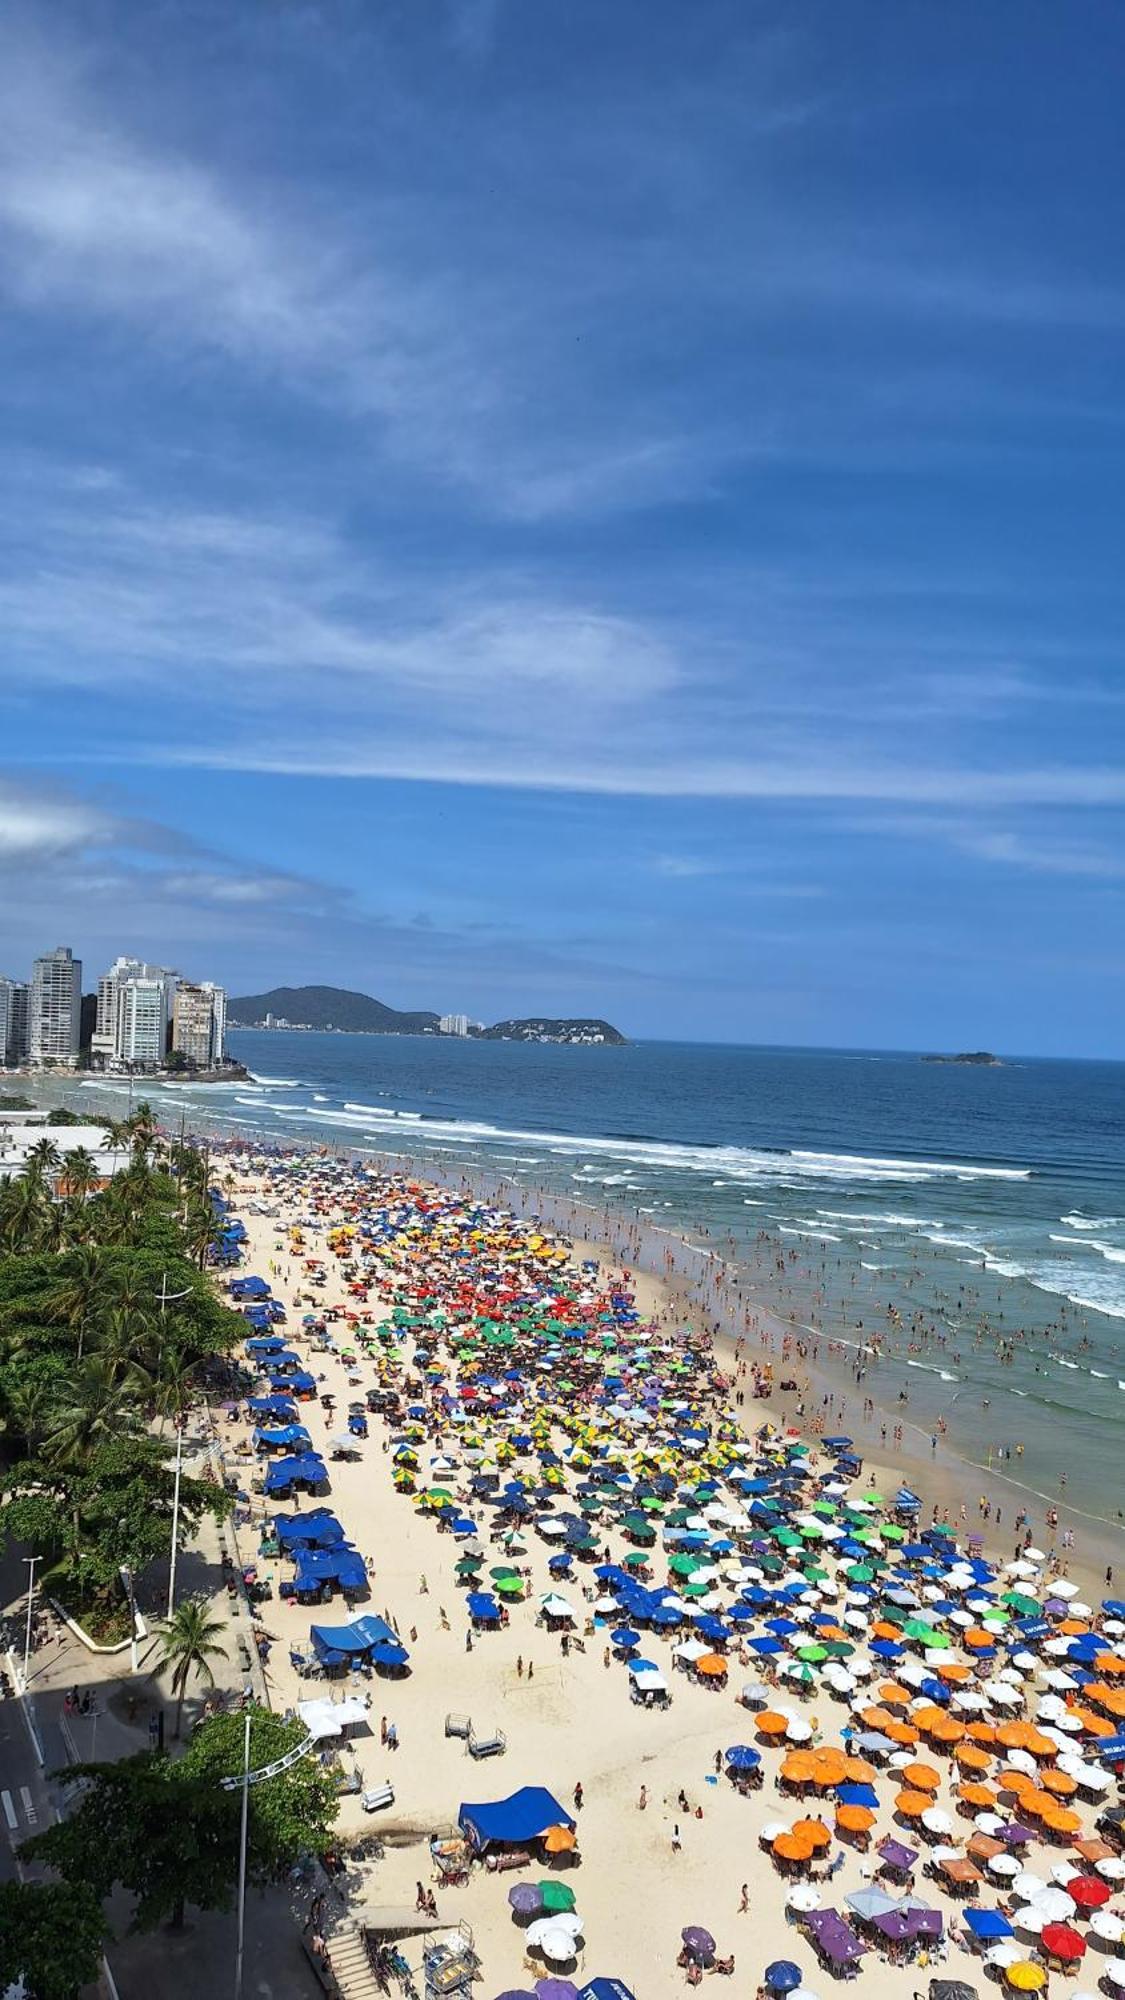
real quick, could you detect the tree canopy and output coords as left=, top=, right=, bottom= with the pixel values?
left=0, top=1878, right=106, bottom=2000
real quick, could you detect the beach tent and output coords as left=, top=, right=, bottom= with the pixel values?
left=263, top=1452, right=326, bottom=1494
left=310, top=1614, right=403, bottom=1660
left=297, top=1696, right=368, bottom=1740
left=292, top=1546, right=367, bottom=1594
left=231, top=1276, right=271, bottom=1298
left=254, top=1424, right=312, bottom=1451
left=459, top=1786, right=574, bottom=1852
left=579, top=1982, right=636, bottom=2000
left=274, top=1509, right=345, bottom=1549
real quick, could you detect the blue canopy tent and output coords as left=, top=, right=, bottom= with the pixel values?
left=467, top=1592, right=501, bottom=1625
left=269, top=1370, right=317, bottom=1395
left=580, top=1983, right=636, bottom=2000
left=292, top=1547, right=368, bottom=1594
left=310, top=1614, right=406, bottom=1665
left=245, top=1333, right=286, bottom=1353
left=263, top=1452, right=326, bottom=1495
left=254, top=1424, right=312, bottom=1453
left=458, top=1786, right=574, bottom=1852
left=963, top=1910, right=1013, bottom=1941
left=231, top=1276, right=271, bottom=1298
left=249, top=1396, right=298, bottom=1422
left=274, top=1509, right=345, bottom=1549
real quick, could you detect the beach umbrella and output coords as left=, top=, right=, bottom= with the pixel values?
left=534, top=1930, right=579, bottom=1965
left=681, top=1930, right=716, bottom=1963
left=539, top=1882, right=577, bottom=1914
left=1004, top=1967, right=1046, bottom=1993
left=535, top=1983, right=579, bottom=2000
left=764, top=1963, right=802, bottom=1992
left=1040, top=1925, right=1085, bottom=1961
left=509, top=1885, right=543, bottom=1917
left=1068, top=1875, right=1110, bottom=1909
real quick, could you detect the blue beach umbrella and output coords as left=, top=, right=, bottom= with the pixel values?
left=764, top=1964, right=802, bottom=1993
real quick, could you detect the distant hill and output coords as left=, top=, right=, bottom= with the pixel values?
left=228, top=985, right=440, bottom=1035
left=228, top=986, right=626, bottom=1044
left=480, top=1017, right=627, bottom=1046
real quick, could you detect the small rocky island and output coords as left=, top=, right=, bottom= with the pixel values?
left=921, top=1050, right=1002, bottom=1066
left=480, top=1018, right=627, bottom=1046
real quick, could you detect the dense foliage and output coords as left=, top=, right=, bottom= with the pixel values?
left=25, top=1713, right=337, bottom=1931
left=0, top=1106, right=243, bottom=1620
left=0, top=1879, right=106, bottom=1999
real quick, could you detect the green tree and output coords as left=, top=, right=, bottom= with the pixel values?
left=158, top=1597, right=229, bottom=1738
left=0, top=1878, right=105, bottom=1999
left=26, top=1716, right=337, bottom=1932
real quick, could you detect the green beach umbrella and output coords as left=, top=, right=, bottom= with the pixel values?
left=1002, top=1592, right=1040, bottom=1617
left=539, top=1882, right=576, bottom=1913
left=798, top=1644, right=829, bottom=1663
left=845, top=1564, right=875, bottom=1582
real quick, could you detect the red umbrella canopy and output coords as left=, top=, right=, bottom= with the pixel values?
left=1040, top=1924, right=1086, bottom=1961
left=1068, top=1875, right=1111, bottom=1909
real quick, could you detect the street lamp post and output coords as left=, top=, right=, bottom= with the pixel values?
left=234, top=1708, right=251, bottom=2000
left=22, top=1554, right=41, bottom=1692
left=154, top=1273, right=192, bottom=1620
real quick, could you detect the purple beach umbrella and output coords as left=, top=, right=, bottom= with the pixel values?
left=509, top=1885, right=544, bottom=1917
left=536, top=1982, right=580, bottom=2000
left=681, top=1928, right=716, bottom=1962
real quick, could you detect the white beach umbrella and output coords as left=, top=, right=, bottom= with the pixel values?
left=1091, top=1913, right=1125, bottom=1946
left=1004, top=1560, right=1039, bottom=1579
left=921, top=1807, right=953, bottom=1836
left=535, top=1929, right=578, bottom=1964
left=1011, top=1871, right=1048, bottom=1901
left=786, top=1887, right=821, bottom=1913
left=1106, top=1964, right=1125, bottom=1991
left=1010, top=1651, right=1039, bottom=1674
left=1004, top=1748, right=1038, bottom=1776
left=1049, top=1579, right=1080, bottom=1599
left=1015, top=1907, right=1046, bottom=1936
left=740, top=1682, right=770, bottom=1708
left=975, top=1813, right=1004, bottom=1834
left=984, top=1945, right=1024, bottom=1971
left=1097, top=1857, right=1125, bottom=1881
left=1029, top=1887, right=1076, bottom=1923
left=761, top=1821, right=791, bottom=1843
left=790, top=1986, right=823, bottom=2000
left=785, top=1716, right=813, bottom=1741
left=988, top=1855, right=1020, bottom=1879
left=1024, top=1547, right=1047, bottom=1562
left=1049, top=1863, right=1080, bottom=1886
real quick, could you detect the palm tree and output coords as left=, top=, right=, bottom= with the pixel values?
left=0, top=1172, right=50, bottom=1253
left=158, top=1597, right=228, bottom=1737
left=46, top=1245, right=105, bottom=1361
left=22, top=1136, right=63, bottom=1185
left=41, top=1357, right=135, bottom=1470
left=61, top=1146, right=99, bottom=1205
left=183, top=1203, right=219, bottom=1271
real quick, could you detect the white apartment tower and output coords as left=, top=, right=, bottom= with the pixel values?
left=29, top=947, right=82, bottom=1066
left=438, top=1013, right=471, bottom=1037
left=172, top=982, right=226, bottom=1067
left=0, top=977, right=30, bottom=1066
left=93, top=958, right=177, bottom=1065
left=116, top=976, right=175, bottom=1067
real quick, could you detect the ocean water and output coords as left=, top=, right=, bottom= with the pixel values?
left=77, top=1034, right=1125, bottom=1526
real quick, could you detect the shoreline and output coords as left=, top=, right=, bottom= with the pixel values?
left=15, top=1066, right=1124, bottom=1578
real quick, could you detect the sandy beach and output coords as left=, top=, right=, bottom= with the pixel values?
left=203, top=1148, right=1125, bottom=2000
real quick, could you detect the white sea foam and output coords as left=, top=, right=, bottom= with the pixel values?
left=246, top=1074, right=302, bottom=1086
left=818, top=1210, right=943, bottom=1229
left=791, top=1148, right=1029, bottom=1181
left=780, top=1225, right=842, bottom=1242
left=1061, top=1213, right=1121, bottom=1230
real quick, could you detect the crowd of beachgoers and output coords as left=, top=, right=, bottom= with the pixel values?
left=204, top=1145, right=1125, bottom=2000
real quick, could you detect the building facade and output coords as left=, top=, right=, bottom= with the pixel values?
left=438, top=1013, right=471, bottom=1037
left=0, top=978, right=30, bottom=1066
left=172, top=981, right=227, bottom=1067
left=29, top=947, right=82, bottom=1066
left=92, top=959, right=177, bottom=1067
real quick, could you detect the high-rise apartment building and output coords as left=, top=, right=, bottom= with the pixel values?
left=29, top=947, right=82, bottom=1066
left=116, top=976, right=175, bottom=1067
left=438, top=1013, right=471, bottom=1037
left=92, top=958, right=177, bottom=1066
left=0, top=977, right=30, bottom=1066
left=172, top=981, right=227, bottom=1068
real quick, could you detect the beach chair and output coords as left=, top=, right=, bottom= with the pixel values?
left=361, top=1781, right=395, bottom=1813
left=467, top=1727, right=506, bottom=1759
left=445, top=1712, right=472, bottom=1740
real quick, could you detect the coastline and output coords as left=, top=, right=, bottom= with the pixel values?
left=14, top=1065, right=1124, bottom=1579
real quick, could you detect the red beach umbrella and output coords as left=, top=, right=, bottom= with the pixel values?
left=1040, top=1924, right=1086, bottom=1961
left=1068, top=1875, right=1112, bottom=1909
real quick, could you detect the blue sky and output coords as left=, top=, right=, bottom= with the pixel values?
left=0, top=0, right=1122, bottom=1053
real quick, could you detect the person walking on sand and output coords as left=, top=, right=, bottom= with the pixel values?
left=517, top=1654, right=524, bottom=1678
left=671, top=1823, right=682, bottom=1853
left=739, top=1883, right=749, bottom=1914
left=638, top=1784, right=647, bottom=1810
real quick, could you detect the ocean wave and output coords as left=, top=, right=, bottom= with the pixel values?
left=818, top=1210, right=943, bottom=1229
left=792, top=1148, right=1029, bottom=1181
left=1049, top=1232, right=1125, bottom=1265
left=780, top=1225, right=842, bottom=1242
left=1061, top=1212, right=1122, bottom=1230
left=247, top=1074, right=302, bottom=1086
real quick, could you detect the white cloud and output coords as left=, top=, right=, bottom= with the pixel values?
left=0, top=782, right=116, bottom=857
left=954, top=830, right=1125, bottom=880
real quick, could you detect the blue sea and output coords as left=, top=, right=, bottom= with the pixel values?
left=78, top=1034, right=1125, bottom=1528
